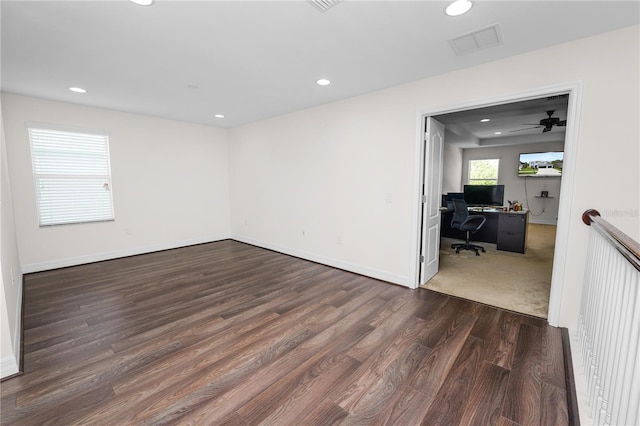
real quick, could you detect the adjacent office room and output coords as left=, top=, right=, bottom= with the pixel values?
left=421, top=96, right=568, bottom=319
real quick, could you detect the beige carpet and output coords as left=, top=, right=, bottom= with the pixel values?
left=421, top=224, right=556, bottom=318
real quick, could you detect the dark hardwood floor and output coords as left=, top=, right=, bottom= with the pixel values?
left=1, top=240, right=569, bottom=425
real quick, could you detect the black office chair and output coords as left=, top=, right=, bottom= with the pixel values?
left=450, top=199, right=487, bottom=256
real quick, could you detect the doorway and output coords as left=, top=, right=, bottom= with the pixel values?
left=412, top=82, right=582, bottom=326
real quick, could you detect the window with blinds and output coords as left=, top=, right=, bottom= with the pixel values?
left=28, top=126, right=115, bottom=226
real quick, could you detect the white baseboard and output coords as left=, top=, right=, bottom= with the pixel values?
left=21, top=235, right=230, bottom=274
left=13, top=279, right=23, bottom=371
left=0, top=355, right=19, bottom=379
left=21, top=234, right=411, bottom=287
left=568, top=326, right=593, bottom=425
left=231, top=234, right=412, bottom=288
left=2, top=271, right=23, bottom=381
left=529, top=218, right=558, bottom=225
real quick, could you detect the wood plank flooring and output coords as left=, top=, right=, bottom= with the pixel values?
left=1, top=240, right=569, bottom=425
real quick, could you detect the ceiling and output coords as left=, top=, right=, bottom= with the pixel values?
left=1, top=1, right=639, bottom=130
left=434, top=95, right=570, bottom=148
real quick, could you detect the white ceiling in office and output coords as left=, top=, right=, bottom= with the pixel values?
left=1, top=1, right=638, bottom=128
left=434, top=95, right=570, bottom=147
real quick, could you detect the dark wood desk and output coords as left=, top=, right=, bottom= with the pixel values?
left=440, top=208, right=529, bottom=253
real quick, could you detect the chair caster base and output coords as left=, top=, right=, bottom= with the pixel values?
left=451, top=243, right=486, bottom=256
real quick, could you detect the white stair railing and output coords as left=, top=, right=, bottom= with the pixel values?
left=578, top=209, right=640, bottom=426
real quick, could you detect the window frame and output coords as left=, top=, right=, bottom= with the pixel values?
left=468, top=158, right=500, bottom=186
left=28, top=124, right=115, bottom=227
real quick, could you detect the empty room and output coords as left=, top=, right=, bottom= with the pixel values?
left=1, top=1, right=639, bottom=425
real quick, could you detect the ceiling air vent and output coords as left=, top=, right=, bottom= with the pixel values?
left=448, top=24, right=502, bottom=56
left=307, top=0, right=343, bottom=13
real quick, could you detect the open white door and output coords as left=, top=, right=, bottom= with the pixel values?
left=419, top=117, right=445, bottom=285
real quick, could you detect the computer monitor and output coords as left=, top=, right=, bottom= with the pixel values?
left=463, top=185, right=505, bottom=206
left=442, top=192, right=464, bottom=208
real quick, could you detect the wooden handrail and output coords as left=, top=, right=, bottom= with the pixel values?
left=582, top=209, right=640, bottom=272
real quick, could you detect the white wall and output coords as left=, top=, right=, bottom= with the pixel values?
left=2, top=94, right=231, bottom=272
left=229, top=25, right=639, bottom=329
left=228, top=98, right=415, bottom=284
left=442, top=140, right=463, bottom=194
left=461, top=141, right=564, bottom=225
left=1, top=97, right=22, bottom=378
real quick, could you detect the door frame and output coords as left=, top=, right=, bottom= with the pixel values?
left=409, top=81, right=583, bottom=327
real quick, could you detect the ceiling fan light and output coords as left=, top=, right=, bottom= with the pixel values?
left=446, top=0, right=473, bottom=17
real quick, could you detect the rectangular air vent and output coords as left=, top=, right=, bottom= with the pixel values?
left=449, top=24, right=502, bottom=56
left=308, top=0, right=343, bottom=13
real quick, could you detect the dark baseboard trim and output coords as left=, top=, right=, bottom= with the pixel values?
left=561, top=327, right=580, bottom=426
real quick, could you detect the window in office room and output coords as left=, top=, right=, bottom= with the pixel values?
left=468, top=158, right=499, bottom=185
left=28, top=126, right=115, bottom=226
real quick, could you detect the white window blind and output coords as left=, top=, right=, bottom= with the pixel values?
left=28, top=127, right=114, bottom=226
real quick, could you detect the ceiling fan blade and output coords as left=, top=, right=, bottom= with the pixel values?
left=510, top=126, right=542, bottom=133
left=557, top=120, right=567, bottom=126
left=542, top=127, right=552, bottom=133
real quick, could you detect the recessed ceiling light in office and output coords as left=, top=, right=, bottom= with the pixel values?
left=445, top=0, right=473, bottom=17
left=307, top=0, right=343, bottom=13
left=448, top=24, right=502, bottom=56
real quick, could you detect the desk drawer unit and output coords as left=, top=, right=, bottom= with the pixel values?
left=497, top=213, right=527, bottom=253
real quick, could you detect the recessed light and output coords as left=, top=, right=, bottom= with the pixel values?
left=445, top=0, right=472, bottom=16
left=316, top=78, right=331, bottom=86
left=494, top=131, right=502, bottom=135
left=69, top=87, right=87, bottom=93
left=480, top=118, right=490, bottom=122
left=214, top=114, right=225, bottom=119
left=129, top=0, right=154, bottom=5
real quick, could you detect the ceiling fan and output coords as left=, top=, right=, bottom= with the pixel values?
left=510, top=110, right=567, bottom=133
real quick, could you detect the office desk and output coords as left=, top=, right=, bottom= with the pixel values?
left=440, top=208, right=529, bottom=254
